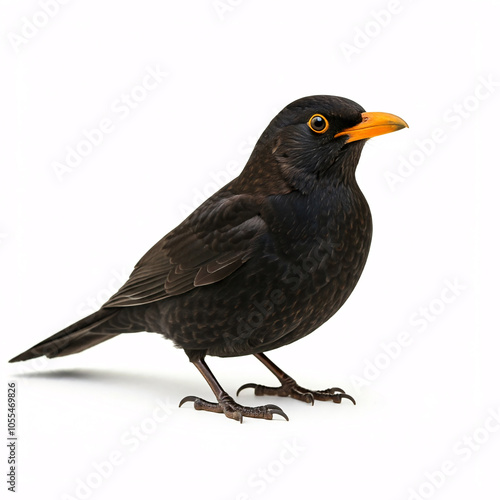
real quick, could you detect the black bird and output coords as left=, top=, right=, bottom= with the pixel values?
left=10, top=96, right=407, bottom=422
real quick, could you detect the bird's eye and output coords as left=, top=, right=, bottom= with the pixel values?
left=308, top=114, right=329, bottom=134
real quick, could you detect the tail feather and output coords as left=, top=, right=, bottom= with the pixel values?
left=9, top=309, right=122, bottom=363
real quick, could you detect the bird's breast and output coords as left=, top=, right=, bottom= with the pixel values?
left=266, top=187, right=372, bottom=279
left=263, top=187, right=373, bottom=325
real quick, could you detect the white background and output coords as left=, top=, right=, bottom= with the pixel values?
left=2, top=1, right=500, bottom=499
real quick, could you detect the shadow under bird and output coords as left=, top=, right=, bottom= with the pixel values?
left=10, top=95, right=408, bottom=422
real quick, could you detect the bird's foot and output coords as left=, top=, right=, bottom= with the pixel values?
left=237, top=375, right=355, bottom=405
left=179, top=391, right=289, bottom=423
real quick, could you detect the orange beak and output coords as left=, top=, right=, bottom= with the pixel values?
left=334, top=112, right=409, bottom=143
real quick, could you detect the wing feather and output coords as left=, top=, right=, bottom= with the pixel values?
left=103, top=193, right=266, bottom=308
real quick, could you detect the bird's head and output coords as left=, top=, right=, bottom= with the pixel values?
left=239, top=95, right=408, bottom=194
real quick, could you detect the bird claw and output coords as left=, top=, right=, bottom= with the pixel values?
left=236, top=383, right=258, bottom=396
left=236, top=378, right=356, bottom=405
left=304, top=392, right=315, bottom=406
left=259, top=404, right=289, bottom=422
left=179, top=393, right=289, bottom=422
left=179, top=395, right=223, bottom=413
left=179, top=395, right=199, bottom=407
left=333, top=393, right=356, bottom=405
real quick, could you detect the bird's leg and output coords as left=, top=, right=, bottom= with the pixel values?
left=179, top=357, right=288, bottom=422
left=237, top=353, right=355, bottom=405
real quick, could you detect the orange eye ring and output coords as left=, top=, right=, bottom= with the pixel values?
left=308, top=114, right=329, bottom=134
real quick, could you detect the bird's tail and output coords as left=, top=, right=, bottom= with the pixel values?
left=9, top=308, right=125, bottom=363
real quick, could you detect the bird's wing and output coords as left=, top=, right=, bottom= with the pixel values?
left=103, top=193, right=266, bottom=308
